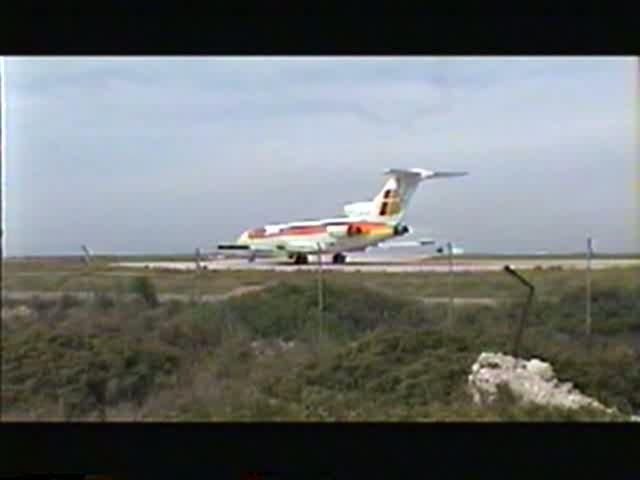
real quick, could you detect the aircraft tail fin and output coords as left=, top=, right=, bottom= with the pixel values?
left=366, top=168, right=467, bottom=223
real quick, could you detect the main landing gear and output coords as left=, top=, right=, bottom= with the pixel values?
left=293, top=254, right=309, bottom=265
left=291, top=253, right=346, bottom=265
left=332, top=253, right=347, bottom=264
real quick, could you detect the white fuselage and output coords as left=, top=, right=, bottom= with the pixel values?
left=237, top=216, right=402, bottom=255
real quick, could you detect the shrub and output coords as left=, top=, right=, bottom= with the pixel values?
left=59, top=293, right=81, bottom=311
left=129, top=276, right=159, bottom=308
left=94, top=293, right=116, bottom=311
left=4, top=272, right=638, bottom=421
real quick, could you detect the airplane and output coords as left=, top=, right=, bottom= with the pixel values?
left=217, top=168, right=468, bottom=265
left=435, top=244, right=465, bottom=255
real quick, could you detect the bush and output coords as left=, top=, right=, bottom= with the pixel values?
left=129, top=276, right=159, bottom=308
left=59, top=293, right=81, bottom=311
left=94, top=293, right=116, bottom=311
left=4, top=273, right=638, bottom=421
left=223, top=281, right=434, bottom=342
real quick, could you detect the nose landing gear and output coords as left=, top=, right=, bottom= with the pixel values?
left=332, top=253, right=347, bottom=264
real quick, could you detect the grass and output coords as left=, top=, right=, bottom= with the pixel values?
left=2, top=265, right=639, bottom=421
left=4, top=256, right=640, bottom=302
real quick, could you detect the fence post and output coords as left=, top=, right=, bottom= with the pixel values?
left=585, top=236, right=593, bottom=338
left=316, top=244, right=324, bottom=343
left=503, top=265, right=535, bottom=358
left=447, top=241, right=454, bottom=326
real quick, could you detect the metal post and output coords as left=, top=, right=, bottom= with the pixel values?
left=81, top=244, right=92, bottom=267
left=194, top=247, right=202, bottom=303
left=503, top=265, right=535, bottom=358
left=447, top=241, right=453, bottom=325
left=586, top=236, right=593, bottom=337
left=195, top=247, right=202, bottom=272
left=316, top=244, right=324, bottom=342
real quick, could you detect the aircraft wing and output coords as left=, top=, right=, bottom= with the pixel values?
left=217, top=244, right=251, bottom=251
left=217, top=243, right=283, bottom=258
left=435, top=244, right=465, bottom=255
left=217, top=241, right=332, bottom=256
left=284, top=240, right=333, bottom=254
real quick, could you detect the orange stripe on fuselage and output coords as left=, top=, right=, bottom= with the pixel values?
left=248, top=226, right=328, bottom=239
left=280, top=227, right=327, bottom=236
left=248, top=222, right=393, bottom=240
left=346, top=222, right=393, bottom=235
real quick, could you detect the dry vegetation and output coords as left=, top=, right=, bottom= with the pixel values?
left=2, top=261, right=639, bottom=421
left=4, top=257, right=640, bottom=301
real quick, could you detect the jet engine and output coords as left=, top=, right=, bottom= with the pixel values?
left=347, top=224, right=366, bottom=236
left=393, top=224, right=411, bottom=236
left=326, top=225, right=352, bottom=238
left=327, top=224, right=367, bottom=237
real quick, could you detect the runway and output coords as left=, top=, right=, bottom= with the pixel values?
left=110, top=254, right=640, bottom=273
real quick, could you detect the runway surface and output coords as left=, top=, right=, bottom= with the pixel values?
left=111, top=254, right=640, bottom=273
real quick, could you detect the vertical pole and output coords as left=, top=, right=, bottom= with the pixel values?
left=317, top=245, right=323, bottom=342
left=447, top=241, right=453, bottom=325
left=586, top=236, right=593, bottom=337
left=194, top=247, right=202, bottom=303
left=195, top=247, right=202, bottom=272
left=503, top=265, right=535, bottom=358
left=81, top=245, right=92, bottom=267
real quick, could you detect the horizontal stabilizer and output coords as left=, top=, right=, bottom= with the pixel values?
left=428, top=171, right=468, bottom=178
left=383, top=168, right=468, bottom=180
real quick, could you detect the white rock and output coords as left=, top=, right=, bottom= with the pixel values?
left=526, top=358, right=554, bottom=381
left=468, top=352, right=622, bottom=417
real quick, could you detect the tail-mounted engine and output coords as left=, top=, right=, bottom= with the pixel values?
left=347, top=224, right=365, bottom=236
left=326, top=224, right=367, bottom=238
left=393, top=224, right=411, bottom=236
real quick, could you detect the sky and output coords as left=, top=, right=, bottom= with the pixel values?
left=2, top=56, right=639, bottom=255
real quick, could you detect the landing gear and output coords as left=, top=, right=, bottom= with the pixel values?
left=293, top=254, right=309, bottom=265
left=332, top=253, right=347, bottom=264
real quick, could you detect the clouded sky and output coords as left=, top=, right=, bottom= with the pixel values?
left=3, top=56, right=638, bottom=255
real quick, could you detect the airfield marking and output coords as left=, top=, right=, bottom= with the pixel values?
left=1, top=280, right=281, bottom=305
left=1, top=288, right=501, bottom=307
left=417, top=297, right=500, bottom=306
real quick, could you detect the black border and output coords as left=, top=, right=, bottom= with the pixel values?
left=0, top=422, right=639, bottom=476
left=2, top=10, right=639, bottom=478
left=2, top=13, right=638, bottom=55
